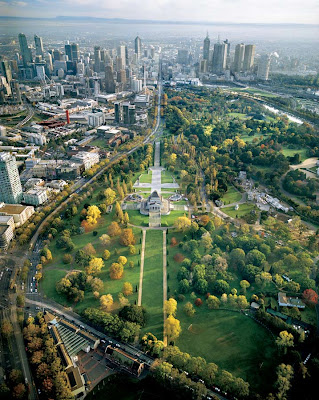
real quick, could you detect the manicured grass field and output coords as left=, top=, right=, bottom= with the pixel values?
left=139, top=172, right=152, bottom=184
left=176, top=307, right=277, bottom=393
left=281, top=147, right=308, bottom=162
left=90, top=138, right=110, bottom=149
left=221, top=186, right=242, bottom=205
left=126, top=210, right=149, bottom=226
left=161, top=172, right=174, bottom=184
left=222, top=203, right=256, bottom=218
left=240, top=133, right=261, bottom=143
left=141, top=230, right=164, bottom=340
left=230, top=87, right=278, bottom=98
left=161, top=210, right=187, bottom=227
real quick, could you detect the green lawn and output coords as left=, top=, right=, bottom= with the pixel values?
left=161, top=210, right=187, bottom=227
left=221, top=186, right=242, bottom=205
left=139, top=172, right=152, bottom=184
left=41, top=211, right=142, bottom=314
left=240, top=133, right=261, bottom=143
left=126, top=210, right=149, bottom=227
left=281, top=147, right=308, bottom=162
left=222, top=203, right=257, bottom=219
left=229, top=87, right=278, bottom=99
left=176, top=307, right=277, bottom=393
left=227, top=112, right=248, bottom=120
left=90, top=138, right=110, bottom=149
left=141, top=230, right=164, bottom=340
left=161, top=172, right=174, bottom=184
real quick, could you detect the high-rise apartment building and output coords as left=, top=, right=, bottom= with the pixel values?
left=0, top=152, right=23, bottom=204
left=233, top=43, right=245, bottom=72
left=212, top=43, right=227, bottom=74
left=243, top=44, right=256, bottom=72
left=18, top=33, right=33, bottom=66
left=257, top=55, right=271, bottom=80
left=135, top=36, right=142, bottom=59
left=203, top=33, right=210, bottom=62
left=1, top=61, right=12, bottom=84
left=34, top=35, right=44, bottom=57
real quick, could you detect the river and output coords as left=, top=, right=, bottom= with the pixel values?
left=262, top=104, right=303, bottom=124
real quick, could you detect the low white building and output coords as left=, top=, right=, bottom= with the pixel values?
left=23, top=188, right=48, bottom=206
left=71, top=151, right=99, bottom=171
left=0, top=203, right=35, bottom=227
left=46, top=180, right=67, bottom=190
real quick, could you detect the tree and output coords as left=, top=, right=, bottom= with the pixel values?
left=165, top=315, right=181, bottom=341
left=16, top=295, right=25, bottom=307
left=86, top=205, right=101, bottom=225
left=108, top=221, right=122, bottom=237
left=255, top=272, right=272, bottom=288
left=99, top=234, right=111, bottom=246
left=275, top=364, right=294, bottom=400
left=164, top=298, right=177, bottom=316
left=82, top=242, right=96, bottom=255
left=179, top=279, right=190, bottom=294
left=120, top=228, right=136, bottom=246
left=207, top=295, right=220, bottom=309
left=194, top=278, right=208, bottom=294
left=174, top=216, right=191, bottom=232
left=276, top=331, right=294, bottom=354
left=246, top=249, right=266, bottom=267
left=122, top=282, right=133, bottom=296
left=1, top=319, right=13, bottom=338
left=90, top=277, right=104, bottom=292
left=86, top=257, right=104, bottom=276
left=118, top=256, right=127, bottom=265
left=100, top=294, right=113, bottom=311
left=63, top=254, right=73, bottom=264
left=12, top=383, right=26, bottom=399
left=229, top=248, right=246, bottom=269
left=303, top=288, right=318, bottom=305
left=123, top=212, right=130, bottom=226
left=237, top=295, right=249, bottom=309
left=240, top=280, right=250, bottom=294
left=119, top=305, right=147, bottom=326
left=213, top=280, right=230, bottom=295
left=109, top=262, right=124, bottom=280
left=187, top=356, right=206, bottom=376
left=201, top=232, right=213, bottom=249
left=183, top=302, right=196, bottom=317
left=104, top=188, right=116, bottom=205
left=103, top=249, right=111, bottom=260
left=115, top=201, right=124, bottom=223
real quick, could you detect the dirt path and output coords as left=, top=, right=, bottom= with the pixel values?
left=163, top=230, right=168, bottom=346
left=137, top=229, right=146, bottom=306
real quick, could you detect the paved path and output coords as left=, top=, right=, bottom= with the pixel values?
left=162, top=230, right=168, bottom=346
left=137, top=229, right=146, bottom=306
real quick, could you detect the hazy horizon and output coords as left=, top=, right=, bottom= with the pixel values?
left=0, top=0, right=318, bottom=24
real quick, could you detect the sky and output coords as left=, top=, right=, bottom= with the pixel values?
left=0, top=0, right=318, bottom=24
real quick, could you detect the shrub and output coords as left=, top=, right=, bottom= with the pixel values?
left=194, top=298, right=203, bottom=307
left=174, top=253, right=185, bottom=263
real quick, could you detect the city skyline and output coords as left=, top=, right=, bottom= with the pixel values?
left=0, top=0, right=318, bottom=24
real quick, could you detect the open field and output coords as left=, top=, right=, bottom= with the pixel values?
left=221, top=186, right=242, bottom=205
left=90, top=138, right=109, bottom=149
left=176, top=308, right=277, bottom=392
left=161, top=172, right=174, bottom=184
left=41, top=211, right=142, bottom=314
left=141, top=230, right=163, bottom=340
left=139, top=172, right=153, bottom=183
left=229, top=87, right=278, bottom=98
left=281, top=147, right=308, bottom=161
left=222, top=203, right=257, bottom=218
left=227, top=112, right=248, bottom=120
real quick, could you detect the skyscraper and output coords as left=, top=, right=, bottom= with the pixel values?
left=105, top=65, right=115, bottom=93
left=0, top=152, right=23, bottom=204
left=34, top=35, right=44, bottom=57
left=117, top=45, right=126, bottom=68
left=65, top=44, right=72, bottom=61
left=203, top=33, right=210, bottom=61
left=135, top=36, right=142, bottom=59
left=212, top=42, right=227, bottom=74
left=18, top=33, right=32, bottom=66
left=1, top=61, right=12, bottom=84
left=71, top=43, right=79, bottom=62
left=233, top=43, right=245, bottom=72
left=257, top=55, right=271, bottom=80
left=94, top=46, right=101, bottom=73
left=243, top=44, right=256, bottom=72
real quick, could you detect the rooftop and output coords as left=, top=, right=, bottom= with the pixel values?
left=0, top=204, right=31, bottom=215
